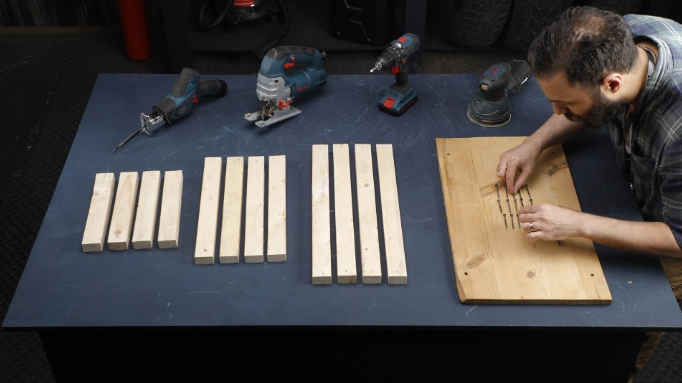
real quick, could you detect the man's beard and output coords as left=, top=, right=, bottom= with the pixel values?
left=563, top=93, right=624, bottom=128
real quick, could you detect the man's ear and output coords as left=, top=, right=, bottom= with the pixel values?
left=602, top=73, right=623, bottom=95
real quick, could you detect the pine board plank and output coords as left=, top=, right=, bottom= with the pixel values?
left=194, top=157, right=222, bottom=265
left=158, top=170, right=183, bottom=249
left=435, top=137, right=612, bottom=304
left=312, top=145, right=332, bottom=284
left=267, top=155, right=287, bottom=262
left=244, top=156, right=265, bottom=263
left=219, top=157, right=244, bottom=264
left=107, top=172, right=139, bottom=251
left=333, top=144, right=358, bottom=283
left=82, top=173, right=115, bottom=252
left=132, top=171, right=161, bottom=250
left=354, top=144, right=382, bottom=284
left=376, top=144, right=408, bottom=284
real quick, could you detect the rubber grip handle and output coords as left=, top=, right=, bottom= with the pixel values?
left=171, top=67, right=200, bottom=98
left=506, top=60, right=532, bottom=95
left=196, top=80, right=228, bottom=98
left=265, top=46, right=318, bottom=61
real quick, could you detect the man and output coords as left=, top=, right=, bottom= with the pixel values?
left=496, top=6, right=682, bottom=380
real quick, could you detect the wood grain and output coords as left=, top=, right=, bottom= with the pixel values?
left=82, top=173, right=115, bottom=252
left=354, top=144, right=382, bottom=284
left=333, top=144, right=358, bottom=283
left=244, top=156, right=265, bottom=263
left=158, top=170, right=183, bottom=249
left=267, top=155, right=287, bottom=262
left=435, top=137, right=612, bottom=304
left=376, top=144, right=408, bottom=284
left=194, top=157, right=222, bottom=265
left=219, top=157, right=244, bottom=264
left=132, top=170, right=161, bottom=250
left=312, top=145, right=332, bottom=284
left=107, top=172, right=139, bottom=251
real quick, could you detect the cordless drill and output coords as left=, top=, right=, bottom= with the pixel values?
left=467, top=60, right=532, bottom=127
left=370, top=33, right=420, bottom=116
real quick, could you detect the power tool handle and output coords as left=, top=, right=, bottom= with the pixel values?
left=506, top=60, right=532, bottom=95
left=197, top=80, right=228, bottom=98
left=395, top=63, right=408, bottom=87
left=171, top=67, right=200, bottom=98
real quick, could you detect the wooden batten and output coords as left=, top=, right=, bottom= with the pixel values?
left=82, top=173, right=115, bottom=252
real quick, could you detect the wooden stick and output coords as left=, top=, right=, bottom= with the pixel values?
left=158, top=170, right=183, bottom=249
left=82, top=173, right=115, bottom=252
left=333, top=144, right=357, bottom=284
left=244, top=156, right=265, bottom=263
left=194, top=157, right=222, bottom=265
left=219, top=157, right=244, bottom=264
left=311, top=145, right=332, bottom=284
left=107, top=172, right=139, bottom=251
left=132, top=171, right=161, bottom=250
left=376, top=144, right=408, bottom=284
left=354, top=144, right=382, bottom=284
left=267, top=155, right=287, bottom=262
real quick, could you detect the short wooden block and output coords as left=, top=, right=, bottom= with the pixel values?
left=333, top=144, right=357, bottom=284
left=132, top=171, right=161, bottom=249
left=219, top=157, right=244, bottom=264
left=376, top=144, right=408, bottom=284
left=195, top=158, right=222, bottom=265
left=311, top=145, right=332, bottom=284
left=354, top=144, right=382, bottom=284
left=82, top=173, right=115, bottom=252
left=267, top=155, right=287, bottom=262
left=107, top=172, right=139, bottom=251
left=244, top=156, right=265, bottom=263
left=158, top=170, right=183, bottom=249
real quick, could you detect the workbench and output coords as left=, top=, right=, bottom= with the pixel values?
left=4, top=74, right=682, bottom=381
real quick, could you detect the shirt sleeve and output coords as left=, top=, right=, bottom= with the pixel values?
left=660, top=135, right=682, bottom=248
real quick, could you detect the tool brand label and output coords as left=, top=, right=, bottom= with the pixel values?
left=297, top=85, right=310, bottom=92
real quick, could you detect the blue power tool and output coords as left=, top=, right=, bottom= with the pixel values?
left=370, top=33, right=420, bottom=116
left=245, top=46, right=327, bottom=127
left=113, top=67, right=227, bottom=152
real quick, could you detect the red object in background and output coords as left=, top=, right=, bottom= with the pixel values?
left=118, top=0, right=151, bottom=61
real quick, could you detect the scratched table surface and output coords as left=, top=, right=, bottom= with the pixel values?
left=4, top=74, right=682, bottom=330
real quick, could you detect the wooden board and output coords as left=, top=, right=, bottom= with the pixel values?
left=376, top=144, right=408, bottom=284
left=194, top=157, right=222, bottom=265
left=435, top=137, right=612, bottom=304
left=132, top=171, right=161, bottom=250
left=158, top=170, right=183, bottom=249
left=219, top=157, right=244, bottom=264
left=354, top=144, right=382, bottom=284
left=267, top=155, right=287, bottom=262
left=82, top=173, right=115, bottom=252
left=244, top=156, right=265, bottom=263
left=107, top=172, right=139, bottom=251
left=333, top=144, right=358, bottom=283
left=311, top=145, right=332, bottom=284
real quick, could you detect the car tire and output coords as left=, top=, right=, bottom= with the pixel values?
left=588, top=0, right=645, bottom=15
left=500, top=0, right=574, bottom=51
left=440, top=0, right=512, bottom=47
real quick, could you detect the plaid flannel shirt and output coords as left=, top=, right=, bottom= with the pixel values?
left=607, top=15, right=682, bottom=246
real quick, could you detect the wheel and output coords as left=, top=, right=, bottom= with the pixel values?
left=440, top=0, right=512, bottom=47
left=500, top=0, right=574, bottom=51
left=589, top=0, right=644, bottom=15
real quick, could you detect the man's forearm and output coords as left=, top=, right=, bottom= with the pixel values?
left=526, top=114, right=586, bottom=151
left=579, top=213, right=682, bottom=259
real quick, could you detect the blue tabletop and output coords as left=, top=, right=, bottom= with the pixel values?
left=4, top=74, right=682, bottom=329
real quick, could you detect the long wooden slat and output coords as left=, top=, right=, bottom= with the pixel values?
left=158, top=170, right=183, bottom=249
left=244, top=156, right=265, bottom=263
left=219, top=157, right=245, bottom=264
left=435, top=137, right=611, bottom=304
left=107, top=172, right=139, bottom=251
left=312, top=145, right=332, bottom=284
left=132, top=171, right=161, bottom=250
left=333, top=144, right=358, bottom=283
left=376, top=144, right=408, bottom=284
left=82, top=173, right=116, bottom=252
left=267, top=155, right=287, bottom=262
left=354, top=144, right=381, bottom=284
left=194, top=157, right=222, bottom=265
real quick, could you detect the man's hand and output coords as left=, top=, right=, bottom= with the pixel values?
left=497, top=140, right=542, bottom=194
left=518, top=203, right=585, bottom=240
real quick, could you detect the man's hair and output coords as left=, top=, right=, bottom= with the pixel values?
left=528, top=6, right=638, bottom=86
